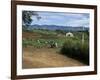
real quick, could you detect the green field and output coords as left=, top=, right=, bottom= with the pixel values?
left=22, top=28, right=89, bottom=65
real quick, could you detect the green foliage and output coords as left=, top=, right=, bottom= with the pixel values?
left=32, top=29, right=57, bottom=36
left=23, top=38, right=60, bottom=48
left=55, top=29, right=66, bottom=34
left=22, top=11, right=41, bottom=29
left=60, top=39, right=89, bottom=65
left=22, top=29, right=89, bottom=65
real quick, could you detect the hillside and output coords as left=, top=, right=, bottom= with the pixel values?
left=24, top=25, right=89, bottom=32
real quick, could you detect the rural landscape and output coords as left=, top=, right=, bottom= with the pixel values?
left=22, top=11, right=89, bottom=69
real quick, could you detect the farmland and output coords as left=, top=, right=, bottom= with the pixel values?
left=22, top=27, right=89, bottom=68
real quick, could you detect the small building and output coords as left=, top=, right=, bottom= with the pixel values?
left=65, top=32, right=74, bottom=37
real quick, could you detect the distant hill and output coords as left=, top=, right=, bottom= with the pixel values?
left=25, top=24, right=89, bottom=32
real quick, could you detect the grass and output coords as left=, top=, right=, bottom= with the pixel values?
left=22, top=28, right=89, bottom=65
left=60, top=39, right=89, bottom=65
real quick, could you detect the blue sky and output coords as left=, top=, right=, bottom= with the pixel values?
left=31, top=11, right=90, bottom=27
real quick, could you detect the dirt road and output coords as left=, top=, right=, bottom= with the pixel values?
left=22, top=47, right=85, bottom=69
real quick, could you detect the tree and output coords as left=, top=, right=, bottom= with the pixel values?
left=22, top=11, right=41, bottom=29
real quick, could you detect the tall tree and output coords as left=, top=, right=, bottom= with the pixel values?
left=22, top=11, right=41, bottom=29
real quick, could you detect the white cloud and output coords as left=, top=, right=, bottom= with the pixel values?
left=31, top=11, right=90, bottom=27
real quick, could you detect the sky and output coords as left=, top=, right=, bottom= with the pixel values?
left=31, top=11, right=90, bottom=27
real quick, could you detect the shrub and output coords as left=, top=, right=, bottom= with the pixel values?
left=60, top=40, right=89, bottom=65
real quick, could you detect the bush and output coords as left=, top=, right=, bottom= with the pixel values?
left=60, top=40, right=89, bottom=65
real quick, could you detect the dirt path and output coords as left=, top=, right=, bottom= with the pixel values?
left=22, top=47, right=85, bottom=69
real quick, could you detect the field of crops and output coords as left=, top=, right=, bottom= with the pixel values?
left=22, top=28, right=89, bottom=65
